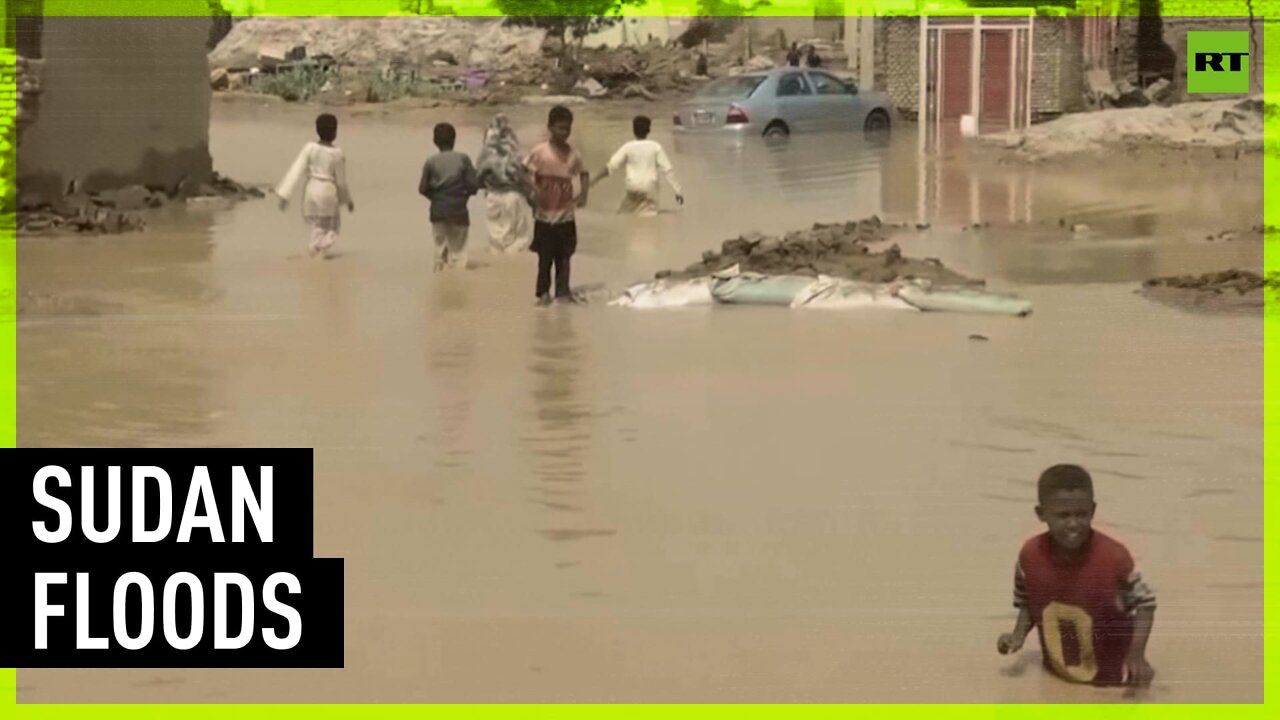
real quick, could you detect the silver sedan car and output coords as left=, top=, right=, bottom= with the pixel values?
left=674, top=67, right=893, bottom=139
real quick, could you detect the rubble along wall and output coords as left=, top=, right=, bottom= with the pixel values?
left=17, top=13, right=213, bottom=205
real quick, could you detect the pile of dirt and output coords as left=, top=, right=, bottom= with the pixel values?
left=1140, top=269, right=1276, bottom=314
left=17, top=172, right=265, bottom=235
left=656, top=217, right=979, bottom=286
left=994, top=97, right=1268, bottom=161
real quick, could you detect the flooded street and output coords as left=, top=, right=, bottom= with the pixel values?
left=17, top=99, right=1263, bottom=702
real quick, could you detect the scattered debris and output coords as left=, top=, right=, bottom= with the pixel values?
left=572, top=77, right=607, bottom=98
left=210, top=67, right=230, bottom=90
left=17, top=173, right=265, bottom=236
left=1143, top=78, right=1173, bottom=105
left=1140, top=269, right=1277, bottom=314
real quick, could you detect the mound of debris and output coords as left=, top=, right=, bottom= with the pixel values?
left=656, top=217, right=980, bottom=286
left=993, top=96, right=1268, bottom=161
left=17, top=173, right=265, bottom=235
left=567, top=43, right=703, bottom=99
left=1140, top=269, right=1276, bottom=314
left=210, top=16, right=544, bottom=75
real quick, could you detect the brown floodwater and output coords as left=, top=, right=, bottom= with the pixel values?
left=17, top=98, right=1264, bottom=702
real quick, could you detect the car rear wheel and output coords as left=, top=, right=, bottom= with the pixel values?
left=763, top=121, right=790, bottom=140
left=864, top=110, right=891, bottom=139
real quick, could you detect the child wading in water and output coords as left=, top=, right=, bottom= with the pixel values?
left=524, top=105, right=589, bottom=305
left=274, top=113, right=354, bottom=259
left=418, top=122, right=479, bottom=271
left=592, top=115, right=684, bottom=217
left=998, top=464, right=1157, bottom=688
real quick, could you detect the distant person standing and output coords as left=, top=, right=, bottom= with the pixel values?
left=418, top=122, right=478, bottom=271
left=695, top=51, right=709, bottom=78
left=475, top=114, right=534, bottom=254
left=805, top=44, right=823, bottom=68
left=273, top=112, right=354, bottom=259
left=524, top=105, right=589, bottom=306
left=786, top=42, right=801, bottom=67
left=592, top=115, right=684, bottom=217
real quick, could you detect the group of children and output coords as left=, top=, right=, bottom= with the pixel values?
left=275, top=113, right=1162, bottom=694
left=274, top=106, right=684, bottom=306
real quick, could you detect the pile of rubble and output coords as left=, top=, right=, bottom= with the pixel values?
left=17, top=172, right=265, bottom=235
left=1083, top=69, right=1175, bottom=110
left=209, top=16, right=727, bottom=104
left=1140, top=268, right=1277, bottom=314
left=994, top=96, right=1268, bottom=161
left=209, top=16, right=548, bottom=102
left=656, top=217, right=979, bottom=286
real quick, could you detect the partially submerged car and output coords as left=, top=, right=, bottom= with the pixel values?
left=674, top=68, right=894, bottom=140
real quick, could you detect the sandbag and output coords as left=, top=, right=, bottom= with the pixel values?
left=896, top=284, right=1033, bottom=316
left=609, top=277, right=717, bottom=308
left=710, top=274, right=819, bottom=306
left=793, top=276, right=919, bottom=311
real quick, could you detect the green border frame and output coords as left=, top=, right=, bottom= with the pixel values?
left=0, top=0, right=1274, bottom=711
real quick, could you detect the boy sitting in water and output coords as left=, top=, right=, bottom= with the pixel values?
left=998, top=464, right=1157, bottom=687
left=591, top=115, right=683, bottom=217
left=418, top=122, right=478, bottom=271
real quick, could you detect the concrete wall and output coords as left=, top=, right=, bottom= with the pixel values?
left=17, top=12, right=213, bottom=204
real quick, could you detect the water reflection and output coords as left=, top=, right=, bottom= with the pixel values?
left=425, top=279, right=475, bottom=472
left=522, top=309, right=590, bottom=490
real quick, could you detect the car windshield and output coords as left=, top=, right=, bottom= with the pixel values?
left=695, top=76, right=766, bottom=99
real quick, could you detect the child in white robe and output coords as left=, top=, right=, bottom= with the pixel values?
left=274, top=113, right=354, bottom=258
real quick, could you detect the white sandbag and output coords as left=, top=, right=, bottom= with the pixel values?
left=895, top=284, right=1033, bottom=316
left=792, top=276, right=919, bottom=311
left=609, top=277, right=717, bottom=308
left=710, top=273, right=821, bottom=306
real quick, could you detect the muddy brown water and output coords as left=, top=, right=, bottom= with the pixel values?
left=17, top=99, right=1263, bottom=702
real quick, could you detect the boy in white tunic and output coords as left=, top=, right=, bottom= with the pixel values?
left=591, top=115, right=683, bottom=216
left=274, top=113, right=355, bottom=258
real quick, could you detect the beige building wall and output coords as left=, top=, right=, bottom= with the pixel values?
left=18, top=12, right=213, bottom=203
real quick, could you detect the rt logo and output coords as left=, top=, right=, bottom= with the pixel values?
left=1187, top=31, right=1250, bottom=94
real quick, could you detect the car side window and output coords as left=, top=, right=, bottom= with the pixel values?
left=810, top=71, right=853, bottom=96
left=776, top=73, right=812, bottom=97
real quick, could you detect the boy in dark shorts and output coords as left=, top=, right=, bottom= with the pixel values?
left=998, top=464, right=1157, bottom=687
left=524, top=105, right=589, bottom=305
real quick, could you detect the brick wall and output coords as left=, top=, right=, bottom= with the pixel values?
left=875, top=16, right=920, bottom=116
left=1032, top=16, right=1086, bottom=118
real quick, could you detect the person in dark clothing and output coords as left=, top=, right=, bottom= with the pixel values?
left=805, top=44, right=823, bottom=68
left=786, top=42, right=801, bottom=67
left=418, top=122, right=479, bottom=271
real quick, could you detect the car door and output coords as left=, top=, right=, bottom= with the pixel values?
left=773, top=71, right=821, bottom=133
left=806, top=70, right=863, bottom=132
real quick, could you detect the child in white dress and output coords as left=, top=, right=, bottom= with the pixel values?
left=274, top=113, right=355, bottom=258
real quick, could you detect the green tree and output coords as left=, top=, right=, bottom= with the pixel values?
left=494, top=0, right=647, bottom=55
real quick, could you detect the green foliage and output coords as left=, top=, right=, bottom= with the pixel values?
left=251, top=63, right=338, bottom=103
left=495, top=0, right=647, bottom=47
